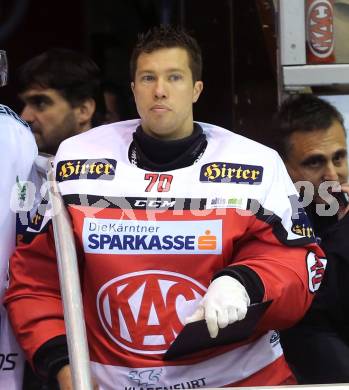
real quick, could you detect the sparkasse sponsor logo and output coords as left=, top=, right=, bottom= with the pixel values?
left=83, top=218, right=222, bottom=254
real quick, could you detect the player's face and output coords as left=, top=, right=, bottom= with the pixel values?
left=131, top=47, right=203, bottom=140
left=19, top=87, right=79, bottom=154
left=285, top=120, right=348, bottom=204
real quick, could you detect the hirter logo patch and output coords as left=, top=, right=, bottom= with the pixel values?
left=56, top=158, right=116, bottom=181
left=200, top=162, right=263, bottom=184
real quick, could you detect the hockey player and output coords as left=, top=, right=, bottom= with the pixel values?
left=5, top=26, right=326, bottom=389
left=0, top=50, right=38, bottom=389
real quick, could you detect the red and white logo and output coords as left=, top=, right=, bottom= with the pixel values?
left=306, top=251, right=327, bottom=293
left=307, top=0, right=334, bottom=58
left=97, top=271, right=206, bottom=354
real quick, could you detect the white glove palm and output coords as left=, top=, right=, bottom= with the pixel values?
left=185, top=276, right=250, bottom=338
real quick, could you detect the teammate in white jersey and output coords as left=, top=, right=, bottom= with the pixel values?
left=0, top=50, right=38, bottom=390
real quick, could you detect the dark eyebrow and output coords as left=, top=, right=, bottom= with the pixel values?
left=166, top=68, right=185, bottom=73
left=137, top=70, right=155, bottom=75
left=333, top=148, right=347, bottom=157
left=138, top=68, right=185, bottom=75
left=300, top=154, right=326, bottom=166
left=23, top=94, right=53, bottom=104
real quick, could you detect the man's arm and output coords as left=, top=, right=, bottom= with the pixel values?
left=228, top=154, right=326, bottom=330
left=0, top=106, right=37, bottom=390
left=4, top=208, right=68, bottom=381
left=188, top=152, right=326, bottom=336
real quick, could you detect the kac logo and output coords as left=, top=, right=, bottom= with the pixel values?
left=307, top=0, right=334, bottom=58
left=306, top=252, right=327, bottom=293
left=97, top=270, right=206, bottom=354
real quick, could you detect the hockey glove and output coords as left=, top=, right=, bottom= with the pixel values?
left=185, top=276, right=250, bottom=338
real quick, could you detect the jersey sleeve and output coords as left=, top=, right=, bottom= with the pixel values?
left=0, top=106, right=38, bottom=387
left=0, top=109, right=37, bottom=290
left=0, top=105, right=38, bottom=179
left=226, top=152, right=327, bottom=330
left=4, top=142, right=73, bottom=365
left=4, top=198, right=67, bottom=363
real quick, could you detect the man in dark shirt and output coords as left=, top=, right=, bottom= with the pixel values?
left=272, top=93, right=349, bottom=384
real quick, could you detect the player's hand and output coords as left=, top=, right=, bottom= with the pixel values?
left=57, top=364, right=99, bottom=389
left=185, top=276, right=250, bottom=338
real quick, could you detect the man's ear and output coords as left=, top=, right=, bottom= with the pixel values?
left=75, top=98, right=96, bottom=128
left=131, top=81, right=135, bottom=95
left=193, top=81, right=203, bottom=103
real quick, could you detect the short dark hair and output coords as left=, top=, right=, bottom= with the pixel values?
left=272, top=94, right=345, bottom=160
left=17, top=48, right=105, bottom=127
left=130, top=25, right=202, bottom=83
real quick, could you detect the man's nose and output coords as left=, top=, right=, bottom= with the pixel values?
left=154, top=79, right=167, bottom=99
left=20, top=106, right=35, bottom=123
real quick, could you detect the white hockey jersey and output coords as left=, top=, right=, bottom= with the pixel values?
left=6, top=120, right=326, bottom=388
left=0, top=105, right=37, bottom=389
